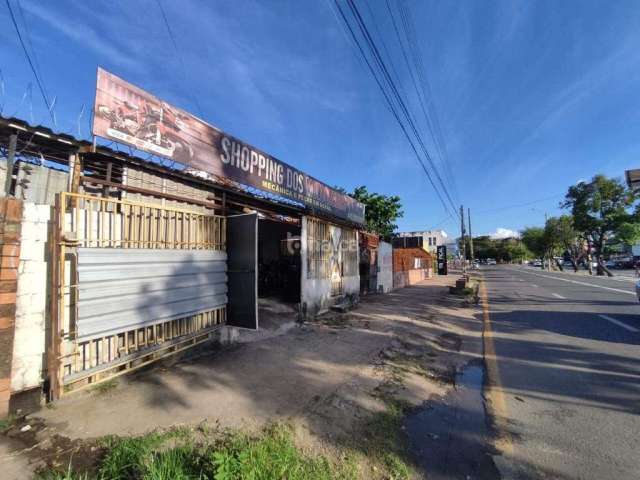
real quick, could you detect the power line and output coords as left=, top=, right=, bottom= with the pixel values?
left=334, top=0, right=460, bottom=220
left=348, top=0, right=459, bottom=216
left=332, top=0, right=455, bottom=219
left=154, top=0, right=205, bottom=119
left=396, top=0, right=460, bottom=204
left=385, top=0, right=445, bottom=178
left=16, top=0, right=48, bottom=101
left=5, top=0, right=55, bottom=125
left=475, top=193, right=564, bottom=214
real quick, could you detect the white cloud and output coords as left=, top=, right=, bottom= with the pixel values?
left=489, top=228, right=519, bottom=239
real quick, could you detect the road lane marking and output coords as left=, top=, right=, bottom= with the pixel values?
left=517, top=269, right=636, bottom=296
left=551, top=293, right=565, bottom=299
left=598, top=314, right=639, bottom=333
left=479, top=280, right=513, bottom=455
left=531, top=284, right=538, bottom=288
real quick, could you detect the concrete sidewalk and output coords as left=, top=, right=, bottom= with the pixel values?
left=1, top=274, right=485, bottom=477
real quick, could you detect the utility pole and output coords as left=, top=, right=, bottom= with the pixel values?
left=468, top=208, right=474, bottom=267
left=460, top=205, right=466, bottom=273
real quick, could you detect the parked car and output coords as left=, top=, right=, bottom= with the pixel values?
left=616, top=257, right=634, bottom=269
left=532, top=259, right=542, bottom=267
left=486, top=258, right=497, bottom=265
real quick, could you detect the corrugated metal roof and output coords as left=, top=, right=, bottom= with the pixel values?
left=625, top=169, right=640, bottom=188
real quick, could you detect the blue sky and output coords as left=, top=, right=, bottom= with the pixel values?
left=2, top=0, right=640, bottom=237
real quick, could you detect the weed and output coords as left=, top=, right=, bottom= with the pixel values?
left=98, top=432, right=166, bottom=479
left=211, top=423, right=355, bottom=480
left=38, top=423, right=356, bottom=480
left=89, top=379, right=118, bottom=395
left=36, top=463, right=90, bottom=479
left=0, top=414, right=17, bottom=432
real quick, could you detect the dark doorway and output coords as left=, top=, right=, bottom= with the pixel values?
left=258, top=218, right=301, bottom=302
left=257, top=218, right=301, bottom=330
left=360, top=247, right=378, bottom=295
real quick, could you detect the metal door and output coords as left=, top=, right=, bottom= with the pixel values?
left=226, top=213, right=258, bottom=329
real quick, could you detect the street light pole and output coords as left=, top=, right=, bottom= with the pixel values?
left=468, top=208, right=474, bottom=267
left=460, top=205, right=466, bottom=273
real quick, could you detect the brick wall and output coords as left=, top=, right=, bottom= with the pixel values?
left=392, top=247, right=433, bottom=272
left=0, top=198, right=23, bottom=418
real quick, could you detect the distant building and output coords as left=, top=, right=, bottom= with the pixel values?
left=625, top=169, right=640, bottom=191
left=625, top=169, right=640, bottom=256
left=394, top=229, right=449, bottom=254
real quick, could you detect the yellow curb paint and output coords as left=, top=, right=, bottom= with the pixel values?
left=480, top=279, right=514, bottom=455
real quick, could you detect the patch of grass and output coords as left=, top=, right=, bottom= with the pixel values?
left=211, top=423, right=356, bottom=480
left=0, top=414, right=17, bottom=432
left=89, top=379, right=118, bottom=395
left=97, top=429, right=187, bottom=479
left=38, top=423, right=356, bottom=480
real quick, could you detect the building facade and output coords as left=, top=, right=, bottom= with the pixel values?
left=0, top=115, right=363, bottom=416
left=394, top=229, right=450, bottom=254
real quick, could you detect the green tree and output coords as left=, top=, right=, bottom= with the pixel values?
left=521, top=227, right=545, bottom=259
left=542, top=216, right=573, bottom=270
left=544, top=215, right=582, bottom=271
left=616, top=222, right=640, bottom=247
left=504, top=242, right=533, bottom=263
left=562, top=175, right=637, bottom=275
left=349, top=186, right=404, bottom=241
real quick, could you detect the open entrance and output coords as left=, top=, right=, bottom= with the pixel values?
left=258, top=217, right=301, bottom=331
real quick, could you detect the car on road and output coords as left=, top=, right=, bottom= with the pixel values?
left=532, top=259, right=542, bottom=267
left=486, top=258, right=497, bottom=265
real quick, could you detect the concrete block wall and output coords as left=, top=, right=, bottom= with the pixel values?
left=377, top=241, right=393, bottom=293
left=11, top=203, right=50, bottom=399
left=0, top=198, right=23, bottom=418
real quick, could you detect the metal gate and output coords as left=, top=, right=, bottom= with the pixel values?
left=226, top=213, right=258, bottom=329
left=50, top=192, right=226, bottom=397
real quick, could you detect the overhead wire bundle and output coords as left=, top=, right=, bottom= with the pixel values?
left=329, top=0, right=460, bottom=221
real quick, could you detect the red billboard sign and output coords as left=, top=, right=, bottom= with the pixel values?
left=93, top=68, right=365, bottom=224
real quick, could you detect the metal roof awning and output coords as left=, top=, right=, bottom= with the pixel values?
left=0, top=115, right=364, bottom=228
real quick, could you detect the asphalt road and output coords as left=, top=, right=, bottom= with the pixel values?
left=482, top=265, right=640, bottom=480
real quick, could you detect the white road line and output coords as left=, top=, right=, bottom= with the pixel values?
left=517, top=269, right=636, bottom=296
left=531, top=284, right=538, bottom=288
left=551, top=293, right=565, bottom=299
left=598, top=314, right=639, bottom=333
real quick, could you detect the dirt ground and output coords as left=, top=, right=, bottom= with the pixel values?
left=0, top=274, right=485, bottom=478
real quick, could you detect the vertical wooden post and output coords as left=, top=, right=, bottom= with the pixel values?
left=4, top=133, right=17, bottom=196
left=48, top=194, right=63, bottom=400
